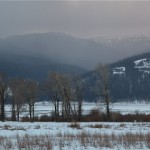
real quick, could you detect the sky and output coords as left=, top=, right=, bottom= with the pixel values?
left=0, top=1, right=150, bottom=38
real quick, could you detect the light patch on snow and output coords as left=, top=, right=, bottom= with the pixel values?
left=134, top=58, right=150, bottom=69
left=134, top=58, right=147, bottom=66
left=113, top=67, right=125, bottom=75
left=134, top=58, right=150, bottom=73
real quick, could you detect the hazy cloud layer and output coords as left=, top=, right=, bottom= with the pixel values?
left=0, top=1, right=150, bottom=38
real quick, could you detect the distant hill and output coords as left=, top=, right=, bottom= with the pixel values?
left=83, top=52, right=150, bottom=101
left=1, top=33, right=150, bottom=71
left=1, top=32, right=150, bottom=101
left=0, top=32, right=120, bottom=69
left=93, top=35, right=150, bottom=60
left=110, top=52, right=150, bottom=101
left=0, top=52, right=86, bottom=81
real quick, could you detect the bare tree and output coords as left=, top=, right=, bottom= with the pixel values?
left=72, top=76, right=84, bottom=121
left=47, top=72, right=77, bottom=121
left=0, top=73, right=8, bottom=122
left=24, top=80, right=38, bottom=122
left=44, top=72, right=62, bottom=121
left=9, top=78, right=25, bottom=121
left=59, top=74, right=77, bottom=121
left=9, top=79, right=17, bottom=121
left=45, top=72, right=84, bottom=122
left=96, top=63, right=111, bottom=121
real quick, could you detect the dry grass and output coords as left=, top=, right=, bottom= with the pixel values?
left=3, top=124, right=11, bottom=130
left=19, top=110, right=150, bottom=122
left=68, top=122, right=81, bottom=129
left=16, top=134, right=53, bottom=150
left=119, top=123, right=126, bottom=128
left=1, top=124, right=26, bottom=131
left=0, top=132, right=150, bottom=149
left=34, top=124, right=41, bottom=129
left=89, top=124, right=111, bottom=129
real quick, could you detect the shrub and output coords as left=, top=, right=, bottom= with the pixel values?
left=89, top=124, right=110, bottom=129
left=68, top=122, right=81, bottom=129
left=40, top=115, right=52, bottom=122
left=21, top=116, right=30, bottom=122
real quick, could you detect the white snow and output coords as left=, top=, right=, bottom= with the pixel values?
left=134, top=58, right=147, bottom=66
left=4, top=101, right=150, bottom=118
left=134, top=58, right=150, bottom=73
left=0, top=121, right=150, bottom=150
left=1, top=101, right=150, bottom=149
left=113, top=67, right=125, bottom=75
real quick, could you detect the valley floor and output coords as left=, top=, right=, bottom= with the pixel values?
left=1, top=101, right=150, bottom=149
left=5, top=101, right=150, bottom=118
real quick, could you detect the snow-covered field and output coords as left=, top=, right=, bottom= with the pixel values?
left=1, top=101, right=150, bottom=149
left=5, top=101, right=150, bottom=118
left=0, top=121, right=150, bottom=149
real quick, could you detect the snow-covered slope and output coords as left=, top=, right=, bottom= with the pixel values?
left=134, top=58, right=150, bottom=73
left=112, top=58, right=150, bottom=75
left=83, top=52, right=150, bottom=101
left=112, top=67, right=125, bottom=75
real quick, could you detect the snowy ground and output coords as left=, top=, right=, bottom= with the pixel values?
left=0, top=121, right=150, bottom=149
left=1, top=101, right=150, bottom=149
left=5, top=101, right=150, bottom=118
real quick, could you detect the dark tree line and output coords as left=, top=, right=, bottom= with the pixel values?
left=0, top=72, right=85, bottom=122
left=0, top=63, right=111, bottom=122
left=0, top=75, right=39, bottom=122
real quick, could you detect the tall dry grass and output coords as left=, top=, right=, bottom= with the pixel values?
left=0, top=131, right=150, bottom=149
left=0, top=132, right=150, bottom=150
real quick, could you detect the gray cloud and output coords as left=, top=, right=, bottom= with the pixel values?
left=0, top=1, right=150, bottom=38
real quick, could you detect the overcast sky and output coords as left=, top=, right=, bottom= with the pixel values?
left=0, top=1, right=150, bottom=38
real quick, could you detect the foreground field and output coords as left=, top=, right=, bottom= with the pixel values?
left=0, top=121, right=150, bottom=150
left=1, top=102, right=150, bottom=149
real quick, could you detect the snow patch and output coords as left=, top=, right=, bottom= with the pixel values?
left=113, top=67, right=125, bottom=75
left=134, top=58, right=150, bottom=73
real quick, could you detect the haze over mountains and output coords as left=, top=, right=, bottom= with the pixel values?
left=1, top=32, right=150, bottom=71
left=1, top=32, right=150, bottom=100
left=94, top=35, right=150, bottom=60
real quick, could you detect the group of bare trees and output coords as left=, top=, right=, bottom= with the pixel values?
left=44, top=72, right=84, bottom=121
left=0, top=72, right=85, bottom=122
left=0, top=74, right=39, bottom=122
left=0, top=63, right=111, bottom=122
left=0, top=73, right=7, bottom=122
left=44, top=63, right=111, bottom=122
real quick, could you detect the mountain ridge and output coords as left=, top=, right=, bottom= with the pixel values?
left=0, top=53, right=87, bottom=81
left=0, top=32, right=123, bottom=69
left=83, top=52, right=150, bottom=101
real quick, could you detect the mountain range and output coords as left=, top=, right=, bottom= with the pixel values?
left=83, top=52, right=150, bottom=101
left=1, top=32, right=150, bottom=101
left=93, top=35, right=150, bottom=60
left=0, top=53, right=86, bottom=81
left=0, top=32, right=135, bottom=70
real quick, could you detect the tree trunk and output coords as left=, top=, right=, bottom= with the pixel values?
left=78, top=101, right=82, bottom=121
left=106, top=100, right=110, bottom=121
left=16, top=103, right=20, bottom=121
left=11, top=97, right=16, bottom=121
left=54, top=104, right=57, bottom=121
left=32, top=103, right=34, bottom=122
left=29, top=104, right=32, bottom=121
left=56, top=100, right=59, bottom=120
left=0, top=93, right=5, bottom=122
